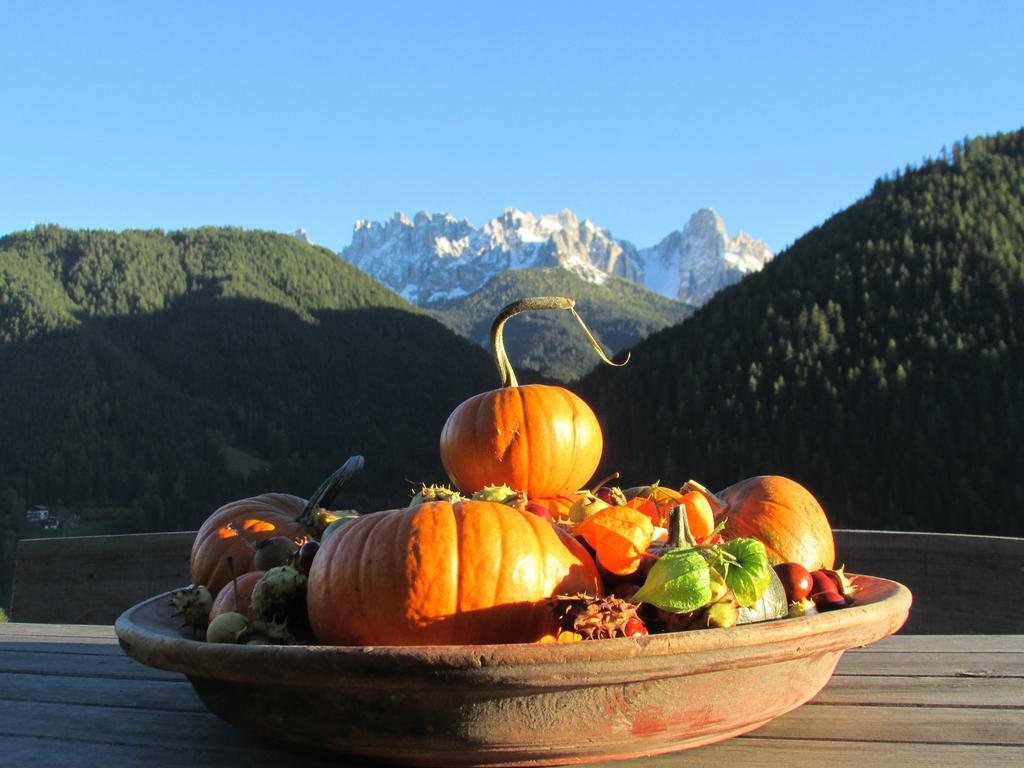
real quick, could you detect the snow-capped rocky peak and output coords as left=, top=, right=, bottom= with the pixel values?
left=342, top=208, right=640, bottom=305
left=292, top=228, right=312, bottom=244
left=638, top=208, right=773, bottom=305
left=341, top=206, right=770, bottom=307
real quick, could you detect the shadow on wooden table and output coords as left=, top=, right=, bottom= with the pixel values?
left=9, top=529, right=1024, bottom=633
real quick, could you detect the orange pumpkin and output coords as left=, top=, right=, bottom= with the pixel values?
left=716, top=475, right=835, bottom=572
left=307, top=498, right=602, bottom=646
left=191, top=494, right=306, bottom=596
left=190, top=456, right=364, bottom=595
left=440, top=297, right=624, bottom=499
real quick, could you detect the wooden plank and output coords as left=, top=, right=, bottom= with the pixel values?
left=1, top=701, right=1022, bottom=768
left=0, top=641, right=124, bottom=656
left=836, top=651, right=1024, bottom=677
left=756, top=703, right=1024, bottom=746
left=676, top=738, right=1024, bottom=768
left=856, top=635, right=1024, bottom=653
left=813, top=675, right=1024, bottom=707
left=0, top=698, right=268, bottom=751
left=0, top=648, right=181, bottom=681
left=0, top=623, right=118, bottom=640
left=10, top=531, right=195, bottom=625
left=0, top=732, right=344, bottom=768
left=0, top=672, right=202, bottom=711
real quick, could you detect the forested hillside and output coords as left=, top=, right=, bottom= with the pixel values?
left=582, top=130, right=1024, bottom=536
left=0, top=227, right=497, bottom=609
left=428, top=267, right=693, bottom=381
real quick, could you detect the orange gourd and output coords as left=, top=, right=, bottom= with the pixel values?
left=714, top=475, right=835, bottom=572
left=191, top=494, right=306, bottom=596
left=190, top=457, right=364, bottom=595
left=623, top=484, right=716, bottom=539
left=440, top=297, right=625, bottom=499
left=307, top=498, right=602, bottom=646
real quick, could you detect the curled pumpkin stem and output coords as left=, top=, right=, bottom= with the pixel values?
left=298, top=455, right=365, bottom=529
left=489, top=296, right=629, bottom=388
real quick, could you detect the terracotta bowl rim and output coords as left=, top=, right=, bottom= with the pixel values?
left=116, top=573, right=911, bottom=688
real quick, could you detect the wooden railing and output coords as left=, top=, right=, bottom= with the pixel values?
left=11, top=531, right=194, bottom=625
left=10, top=529, right=1024, bottom=632
left=833, top=529, right=1024, bottom=634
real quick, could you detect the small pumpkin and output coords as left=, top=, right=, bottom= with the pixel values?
left=440, top=297, right=625, bottom=500
left=190, top=456, right=364, bottom=595
left=307, top=498, right=602, bottom=646
left=714, top=475, right=835, bottom=572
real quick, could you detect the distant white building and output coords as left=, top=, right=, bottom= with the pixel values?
left=25, top=505, right=50, bottom=522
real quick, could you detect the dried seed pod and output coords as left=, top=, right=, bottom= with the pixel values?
left=170, top=584, right=213, bottom=631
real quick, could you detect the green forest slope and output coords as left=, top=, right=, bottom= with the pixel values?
left=581, top=130, right=1024, bottom=536
left=0, top=227, right=498, bottom=608
left=428, top=267, right=693, bottom=381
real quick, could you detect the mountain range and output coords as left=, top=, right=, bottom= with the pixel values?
left=341, top=207, right=773, bottom=307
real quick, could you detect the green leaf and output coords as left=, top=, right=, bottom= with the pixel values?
left=632, top=548, right=711, bottom=613
left=702, top=538, right=772, bottom=608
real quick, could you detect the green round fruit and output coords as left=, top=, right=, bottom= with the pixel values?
left=206, top=611, right=248, bottom=643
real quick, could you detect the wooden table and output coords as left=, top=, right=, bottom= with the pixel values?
left=1, top=624, right=1021, bottom=767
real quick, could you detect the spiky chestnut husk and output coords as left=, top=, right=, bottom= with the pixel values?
left=547, top=594, right=647, bottom=640
left=170, top=584, right=213, bottom=631
left=788, top=598, right=818, bottom=618
left=410, top=483, right=462, bottom=506
left=470, top=483, right=526, bottom=508
left=249, top=565, right=312, bottom=640
left=471, top=484, right=528, bottom=512
left=820, top=566, right=858, bottom=600
left=237, top=619, right=295, bottom=645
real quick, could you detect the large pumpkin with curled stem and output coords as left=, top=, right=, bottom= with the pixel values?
left=190, top=457, right=364, bottom=595
left=307, top=498, right=602, bottom=646
left=440, top=297, right=624, bottom=499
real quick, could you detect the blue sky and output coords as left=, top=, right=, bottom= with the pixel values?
left=2, top=2, right=1021, bottom=254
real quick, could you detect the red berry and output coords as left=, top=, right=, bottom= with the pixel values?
left=809, top=570, right=848, bottom=611
left=623, top=616, right=648, bottom=637
left=774, top=562, right=813, bottom=602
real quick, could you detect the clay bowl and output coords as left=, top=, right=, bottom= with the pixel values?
left=116, top=574, right=910, bottom=766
